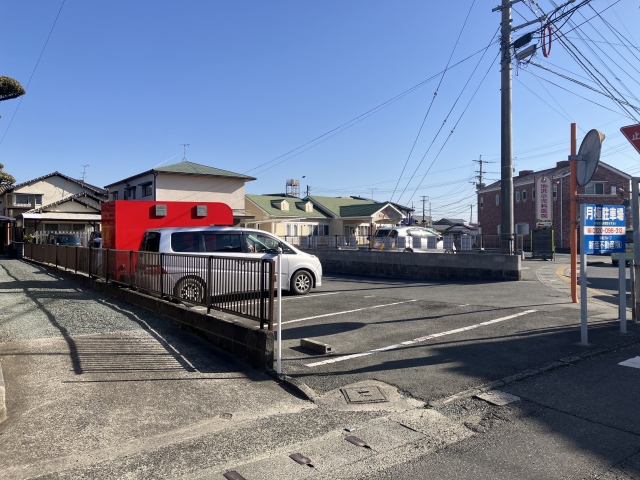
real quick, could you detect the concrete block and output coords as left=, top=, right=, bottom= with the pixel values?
left=300, top=338, right=333, bottom=354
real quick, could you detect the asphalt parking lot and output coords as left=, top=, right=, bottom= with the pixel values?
left=275, top=255, right=637, bottom=403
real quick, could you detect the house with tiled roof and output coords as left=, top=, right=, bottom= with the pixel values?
left=244, top=194, right=332, bottom=237
left=477, top=160, right=631, bottom=250
left=104, top=160, right=256, bottom=223
left=0, top=172, right=108, bottom=244
left=304, top=195, right=404, bottom=237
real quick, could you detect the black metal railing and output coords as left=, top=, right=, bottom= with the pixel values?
left=23, top=243, right=275, bottom=330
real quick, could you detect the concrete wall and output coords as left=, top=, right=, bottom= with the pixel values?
left=309, top=248, right=521, bottom=281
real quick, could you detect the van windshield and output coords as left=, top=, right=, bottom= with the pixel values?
left=140, top=232, right=161, bottom=252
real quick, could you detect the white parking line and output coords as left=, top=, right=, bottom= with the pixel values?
left=305, top=309, right=537, bottom=367
left=281, top=292, right=340, bottom=301
left=279, top=299, right=418, bottom=326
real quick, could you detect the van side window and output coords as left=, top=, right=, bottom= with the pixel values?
left=171, top=232, right=201, bottom=253
left=245, top=233, right=295, bottom=254
left=140, top=232, right=161, bottom=252
left=202, top=233, right=243, bottom=253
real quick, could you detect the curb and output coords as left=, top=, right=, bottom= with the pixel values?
left=0, top=361, right=6, bottom=423
left=266, top=369, right=318, bottom=402
left=428, top=332, right=640, bottom=408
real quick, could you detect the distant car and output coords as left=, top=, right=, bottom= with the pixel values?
left=47, top=233, right=82, bottom=246
left=374, top=226, right=448, bottom=251
left=90, top=237, right=102, bottom=248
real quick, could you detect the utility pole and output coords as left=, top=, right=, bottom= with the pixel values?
left=472, top=155, right=496, bottom=190
left=429, top=201, right=432, bottom=226
left=306, top=185, right=310, bottom=197
left=470, top=204, right=473, bottom=224
left=420, top=196, right=428, bottom=225
left=498, top=0, right=514, bottom=254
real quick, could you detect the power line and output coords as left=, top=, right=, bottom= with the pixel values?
left=0, top=0, right=66, bottom=147
left=390, top=0, right=477, bottom=203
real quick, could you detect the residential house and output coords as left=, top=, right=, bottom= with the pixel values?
left=304, top=195, right=405, bottom=237
left=0, top=172, right=107, bottom=243
left=243, top=194, right=331, bottom=237
left=104, top=160, right=256, bottom=224
left=477, top=160, right=631, bottom=250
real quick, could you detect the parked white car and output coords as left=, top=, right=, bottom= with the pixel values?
left=137, top=227, right=323, bottom=301
left=374, top=226, right=449, bottom=251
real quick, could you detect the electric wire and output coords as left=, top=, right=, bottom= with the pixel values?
left=394, top=29, right=499, bottom=204
left=404, top=51, right=499, bottom=205
left=389, top=0, right=477, bottom=203
left=0, top=0, right=66, bottom=147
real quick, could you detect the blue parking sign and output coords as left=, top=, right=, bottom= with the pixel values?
left=583, top=204, right=626, bottom=254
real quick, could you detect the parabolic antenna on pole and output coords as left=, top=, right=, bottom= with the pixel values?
left=576, top=129, right=606, bottom=187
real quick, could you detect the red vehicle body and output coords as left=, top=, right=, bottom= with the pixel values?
left=101, top=200, right=234, bottom=250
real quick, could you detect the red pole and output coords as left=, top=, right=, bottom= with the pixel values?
left=570, top=123, right=578, bottom=303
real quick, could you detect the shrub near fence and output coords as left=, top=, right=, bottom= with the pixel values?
left=23, top=243, right=275, bottom=330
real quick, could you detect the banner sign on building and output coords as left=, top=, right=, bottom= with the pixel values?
left=535, top=176, right=553, bottom=227
left=583, top=204, right=626, bottom=254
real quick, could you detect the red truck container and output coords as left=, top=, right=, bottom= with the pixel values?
left=101, top=200, right=234, bottom=250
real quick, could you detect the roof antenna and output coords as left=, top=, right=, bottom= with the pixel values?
left=179, top=143, right=190, bottom=162
left=80, top=164, right=90, bottom=183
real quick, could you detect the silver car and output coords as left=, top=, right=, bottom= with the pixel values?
left=136, top=227, right=323, bottom=301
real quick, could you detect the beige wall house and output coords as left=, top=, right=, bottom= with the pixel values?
left=304, top=195, right=404, bottom=237
left=104, top=160, right=256, bottom=223
left=244, top=195, right=331, bottom=237
left=0, top=172, right=107, bottom=241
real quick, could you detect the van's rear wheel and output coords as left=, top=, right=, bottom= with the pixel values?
left=291, top=270, right=312, bottom=295
left=174, top=276, right=206, bottom=303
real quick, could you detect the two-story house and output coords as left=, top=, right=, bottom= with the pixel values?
left=0, top=171, right=108, bottom=244
left=104, top=160, right=256, bottom=224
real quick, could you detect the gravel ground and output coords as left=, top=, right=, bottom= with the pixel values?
left=0, top=259, right=169, bottom=342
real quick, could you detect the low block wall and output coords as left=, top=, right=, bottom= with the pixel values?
left=23, top=260, right=274, bottom=370
left=309, top=249, right=521, bottom=281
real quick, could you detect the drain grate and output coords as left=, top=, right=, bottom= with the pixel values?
left=341, top=386, right=388, bottom=404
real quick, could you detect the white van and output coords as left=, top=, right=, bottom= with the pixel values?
left=137, top=227, right=322, bottom=300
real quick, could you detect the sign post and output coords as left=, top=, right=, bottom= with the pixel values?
left=582, top=204, right=627, bottom=342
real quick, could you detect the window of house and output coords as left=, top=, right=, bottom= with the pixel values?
left=142, top=183, right=153, bottom=197
left=293, top=224, right=298, bottom=236
left=496, top=194, right=500, bottom=206
left=522, top=191, right=527, bottom=201
left=553, top=185, right=557, bottom=199
left=480, top=197, right=484, bottom=208
left=128, top=186, right=136, bottom=199
left=123, top=189, right=129, bottom=200
left=516, top=223, right=530, bottom=235
left=515, top=191, right=520, bottom=202
left=611, top=186, right=616, bottom=195
left=14, top=194, right=42, bottom=206
left=285, top=224, right=292, bottom=236
left=585, top=182, right=605, bottom=195
left=313, top=224, right=329, bottom=236
left=111, top=191, right=118, bottom=201
left=532, top=189, right=536, bottom=200
left=46, top=224, right=59, bottom=231
left=357, top=225, right=370, bottom=236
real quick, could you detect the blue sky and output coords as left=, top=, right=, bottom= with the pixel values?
left=1, top=1, right=638, bottom=221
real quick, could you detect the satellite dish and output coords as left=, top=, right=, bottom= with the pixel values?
left=576, top=129, right=605, bottom=187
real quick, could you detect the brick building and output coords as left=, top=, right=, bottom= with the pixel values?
left=477, top=161, right=631, bottom=251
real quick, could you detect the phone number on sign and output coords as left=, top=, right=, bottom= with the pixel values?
left=584, top=227, right=625, bottom=235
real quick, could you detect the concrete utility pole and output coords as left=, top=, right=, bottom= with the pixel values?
left=421, top=196, right=428, bottom=224
left=470, top=204, right=473, bottom=224
left=499, top=0, right=514, bottom=254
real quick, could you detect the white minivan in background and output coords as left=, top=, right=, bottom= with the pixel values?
left=137, top=227, right=322, bottom=301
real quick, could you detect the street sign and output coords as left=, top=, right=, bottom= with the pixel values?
left=535, top=176, right=553, bottom=227
left=620, top=123, right=640, bottom=155
left=583, top=204, right=626, bottom=254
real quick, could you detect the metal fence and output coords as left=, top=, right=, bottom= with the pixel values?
left=23, top=243, right=275, bottom=330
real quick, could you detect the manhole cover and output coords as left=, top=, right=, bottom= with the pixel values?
left=475, top=390, right=520, bottom=406
left=341, top=386, right=388, bottom=404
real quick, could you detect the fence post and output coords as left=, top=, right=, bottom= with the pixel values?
left=75, top=246, right=79, bottom=274
left=129, top=250, right=133, bottom=289
left=206, top=256, right=212, bottom=314
left=55, top=246, right=58, bottom=268
left=160, top=253, right=164, bottom=298
left=105, top=249, right=109, bottom=282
